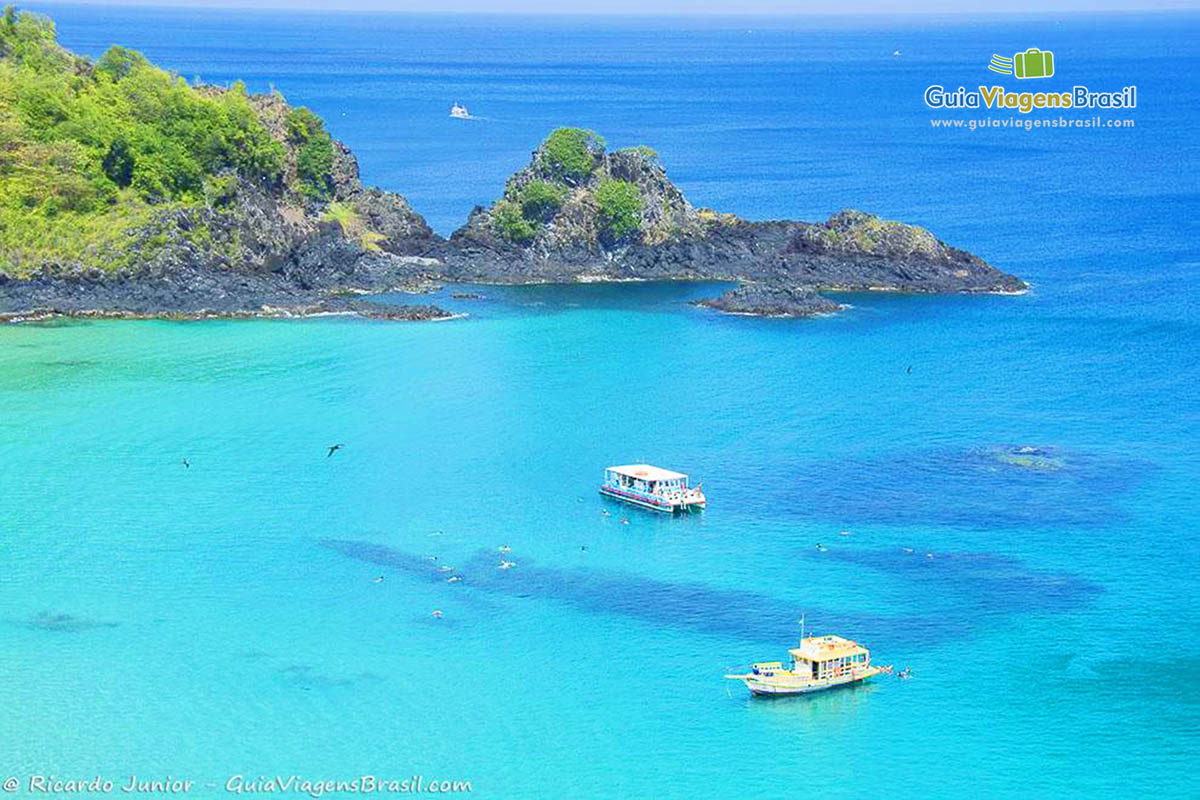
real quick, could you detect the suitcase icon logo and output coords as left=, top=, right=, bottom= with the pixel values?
left=988, top=48, right=1055, bottom=79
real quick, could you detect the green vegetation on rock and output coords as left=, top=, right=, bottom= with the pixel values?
left=594, top=178, right=641, bottom=241
left=492, top=199, right=537, bottom=244
left=803, top=210, right=945, bottom=259
left=538, top=127, right=604, bottom=183
left=617, top=145, right=658, bottom=162
left=492, top=178, right=567, bottom=243
left=286, top=106, right=335, bottom=201
left=517, top=179, right=566, bottom=222
left=486, top=130, right=665, bottom=247
left=322, top=200, right=385, bottom=252
left=0, top=6, right=333, bottom=276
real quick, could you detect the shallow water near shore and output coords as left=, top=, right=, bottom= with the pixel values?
left=3, top=6, right=1200, bottom=798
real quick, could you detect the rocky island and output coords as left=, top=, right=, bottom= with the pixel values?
left=0, top=8, right=1025, bottom=321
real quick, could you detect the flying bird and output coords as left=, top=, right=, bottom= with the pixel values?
left=326, top=444, right=344, bottom=458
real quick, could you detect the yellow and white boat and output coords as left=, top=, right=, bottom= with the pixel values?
left=725, top=630, right=889, bottom=697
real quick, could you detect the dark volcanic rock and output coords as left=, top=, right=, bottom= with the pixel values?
left=436, top=131, right=1025, bottom=296
left=1, top=122, right=1025, bottom=318
left=317, top=298, right=453, bottom=321
left=0, top=253, right=453, bottom=321
left=693, top=283, right=842, bottom=317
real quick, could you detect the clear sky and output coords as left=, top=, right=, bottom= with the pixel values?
left=27, top=0, right=1200, bottom=15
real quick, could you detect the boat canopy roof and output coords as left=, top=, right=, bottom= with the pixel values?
left=606, top=464, right=688, bottom=482
left=790, top=635, right=868, bottom=662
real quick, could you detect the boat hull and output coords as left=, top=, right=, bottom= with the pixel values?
left=599, top=486, right=704, bottom=513
left=728, top=668, right=883, bottom=697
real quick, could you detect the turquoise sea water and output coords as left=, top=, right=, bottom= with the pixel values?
left=3, top=6, right=1200, bottom=798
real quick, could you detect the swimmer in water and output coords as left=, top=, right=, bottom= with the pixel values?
left=447, top=576, right=462, bottom=583
left=498, top=560, right=516, bottom=570
left=498, top=545, right=512, bottom=553
left=620, top=518, right=630, bottom=525
left=373, top=575, right=384, bottom=583
left=431, top=610, right=443, bottom=619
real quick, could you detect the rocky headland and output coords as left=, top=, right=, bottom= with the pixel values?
left=0, top=9, right=1025, bottom=321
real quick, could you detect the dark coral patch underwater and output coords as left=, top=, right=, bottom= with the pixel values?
left=785, top=445, right=1144, bottom=529
left=805, top=547, right=1102, bottom=617
left=320, top=538, right=962, bottom=651
left=13, top=611, right=120, bottom=632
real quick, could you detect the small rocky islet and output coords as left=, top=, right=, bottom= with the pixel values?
left=0, top=9, right=1025, bottom=322
left=691, top=283, right=842, bottom=318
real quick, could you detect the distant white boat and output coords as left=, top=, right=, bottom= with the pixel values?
left=450, top=102, right=470, bottom=119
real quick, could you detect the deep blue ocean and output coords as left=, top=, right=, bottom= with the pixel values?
left=2, top=5, right=1198, bottom=798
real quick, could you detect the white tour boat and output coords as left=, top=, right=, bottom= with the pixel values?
left=599, top=464, right=706, bottom=513
left=450, top=102, right=470, bottom=119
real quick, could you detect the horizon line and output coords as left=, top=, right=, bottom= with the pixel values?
left=24, top=1, right=1200, bottom=17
